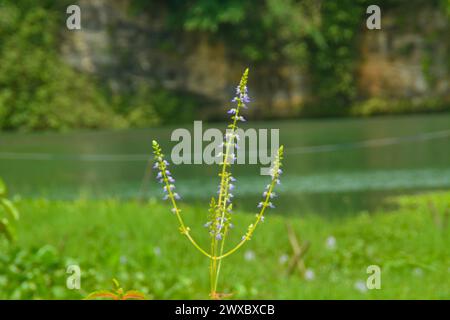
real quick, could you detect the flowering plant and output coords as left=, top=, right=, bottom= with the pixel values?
left=152, top=69, right=284, bottom=299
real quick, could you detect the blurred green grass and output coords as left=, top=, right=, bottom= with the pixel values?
left=0, top=192, right=449, bottom=299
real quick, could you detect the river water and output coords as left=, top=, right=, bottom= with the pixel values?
left=1, top=113, right=449, bottom=217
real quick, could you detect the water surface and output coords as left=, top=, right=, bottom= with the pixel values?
left=1, top=113, right=449, bottom=217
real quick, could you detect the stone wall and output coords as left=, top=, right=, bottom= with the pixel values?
left=61, top=1, right=449, bottom=117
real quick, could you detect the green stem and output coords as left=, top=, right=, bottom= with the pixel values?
left=210, top=103, right=241, bottom=295
left=161, top=167, right=212, bottom=259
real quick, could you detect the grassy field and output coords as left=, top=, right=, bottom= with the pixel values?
left=0, top=192, right=449, bottom=299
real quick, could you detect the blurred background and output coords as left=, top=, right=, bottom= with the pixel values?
left=0, top=0, right=449, bottom=215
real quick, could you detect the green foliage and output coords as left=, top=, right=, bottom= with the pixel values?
left=307, top=0, right=367, bottom=114
left=351, top=97, right=450, bottom=116
left=0, top=245, right=69, bottom=299
left=0, top=178, right=19, bottom=242
left=0, top=1, right=123, bottom=131
left=2, top=192, right=448, bottom=299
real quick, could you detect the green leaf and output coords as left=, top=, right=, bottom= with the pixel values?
left=0, top=218, right=15, bottom=242
left=0, top=178, right=6, bottom=197
left=1, top=198, right=19, bottom=221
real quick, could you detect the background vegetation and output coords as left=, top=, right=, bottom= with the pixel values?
left=0, top=0, right=449, bottom=131
left=0, top=192, right=448, bottom=299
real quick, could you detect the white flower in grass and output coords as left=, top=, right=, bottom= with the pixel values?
left=244, top=250, right=255, bottom=261
left=304, top=269, right=315, bottom=281
left=325, top=236, right=336, bottom=250
left=279, top=254, right=289, bottom=265
left=354, top=280, right=368, bottom=293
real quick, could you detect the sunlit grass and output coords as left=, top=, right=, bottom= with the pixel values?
left=0, top=192, right=448, bottom=299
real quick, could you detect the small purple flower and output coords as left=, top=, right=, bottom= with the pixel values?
left=173, top=193, right=181, bottom=200
left=167, top=176, right=175, bottom=183
left=216, top=233, right=222, bottom=240
left=163, top=185, right=175, bottom=192
left=260, top=216, right=265, bottom=222
left=227, top=108, right=237, bottom=114
left=229, top=184, right=235, bottom=191
left=268, top=202, right=275, bottom=209
left=204, top=221, right=212, bottom=228
left=257, top=202, right=264, bottom=208
left=162, top=194, right=169, bottom=200
left=230, top=176, right=236, bottom=182
left=153, top=163, right=159, bottom=169
left=156, top=172, right=162, bottom=179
